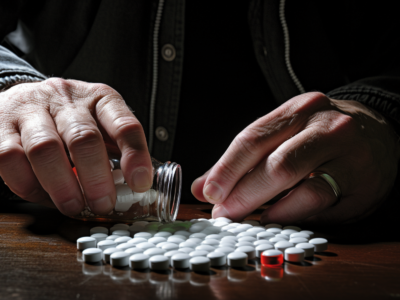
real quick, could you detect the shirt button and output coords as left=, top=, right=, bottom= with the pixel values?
left=161, top=44, right=176, bottom=62
left=155, top=126, right=169, bottom=141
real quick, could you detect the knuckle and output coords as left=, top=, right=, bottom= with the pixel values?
left=330, top=112, right=358, bottom=136
left=213, top=159, right=238, bottom=183
left=265, top=152, right=298, bottom=186
left=113, top=118, right=144, bottom=139
left=44, top=78, right=72, bottom=94
left=92, top=83, right=117, bottom=96
left=68, top=124, right=102, bottom=155
left=0, top=142, right=23, bottom=167
left=234, top=130, right=264, bottom=156
left=25, top=135, right=61, bottom=163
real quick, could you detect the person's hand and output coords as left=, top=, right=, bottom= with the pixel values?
left=0, top=78, right=152, bottom=216
left=191, top=92, right=400, bottom=224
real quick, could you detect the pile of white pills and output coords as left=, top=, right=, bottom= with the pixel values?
left=77, top=218, right=329, bottom=273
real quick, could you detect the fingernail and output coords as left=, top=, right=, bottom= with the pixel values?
left=203, top=181, right=223, bottom=203
left=90, top=195, right=113, bottom=214
left=132, top=168, right=152, bottom=190
left=60, top=198, right=82, bottom=215
left=212, top=204, right=230, bottom=219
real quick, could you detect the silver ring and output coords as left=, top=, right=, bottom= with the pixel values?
left=308, top=172, right=342, bottom=203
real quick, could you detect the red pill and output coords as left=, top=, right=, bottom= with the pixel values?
left=261, top=250, right=283, bottom=267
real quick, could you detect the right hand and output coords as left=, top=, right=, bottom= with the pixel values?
left=0, top=78, right=152, bottom=216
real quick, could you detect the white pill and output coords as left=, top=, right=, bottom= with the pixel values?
left=300, top=230, right=314, bottom=238
left=256, top=244, right=274, bottom=258
left=90, top=233, right=108, bottom=245
left=174, top=231, right=191, bottom=238
left=115, top=185, right=136, bottom=212
left=236, top=224, right=253, bottom=231
left=289, top=237, right=309, bottom=245
left=189, top=224, right=206, bottom=233
left=283, top=225, right=301, bottom=231
left=154, top=232, right=172, bottom=238
left=114, top=223, right=130, bottom=230
left=309, top=238, right=328, bottom=252
left=112, top=169, right=125, bottom=185
left=130, top=254, right=150, bottom=269
left=221, top=236, right=238, bottom=243
left=235, top=246, right=256, bottom=260
left=179, top=247, right=194, bottom=254
left=110, top=251, right=130, bottom=267
left=150, top=255, right=169, bottom=270
left=215, top=247, right=235, bottom=255
left=134, top=232, right=152, bottom=239
left=143, top=247, right=166, bottom=257
left=106, top=235, right=120, bottom=241
left=228, top=228, right=244, bottom=235
left=164, top=250, right=183, bottom=265
left=238, top=231, right=257, bottom=238
left=215, top=217, right=233, bottom=223
left=254, top=240, right=273, bottom=247
left=269, top=237, right=286, bottom=244
left=167, top=236, right=185, bottom=244
left=204, top=234, right=221, bottom=241
left=136, top=242, right=156, bottom=251
left=77, top=237, right=96, bottom=250
left=117, top=243, right=136, bottom=251
left=171, top=253, right=191, bottom=269
left=219, top=231, right=236, bottom=237
left=285, top=247, right=305, bottom=262
left=115, top=236, right=132, bottom=245
left=125, top=247, right=144, bottom=255
left=127, top=237, right=148, bottom=245
left=290, top=232, right=310, bottom=239
left=247, top=227, right=265, bottom=234
left=238, top=236, right=257, bottom=243
left=266, top=228, right=282, bottom=234
left=256, top=232, right=275, bottom=241
left=97, top=240, right=117, bottom=251
left=162, top=243, right=179, bottom=251
left=275, top=241, right=295, bottom=252
left=281, top=229, right=298, bottom=236
left=90, top=227, right=109, bottom=235
left=264, top=223, right=282, bottom=229
left=103, top=247, right=119, bottom=262
left=82, top=248, right=103, bottom=263
left=227, top=252, right=247, bottom=268
left=172, top=234, right=187, bottom=241
left=186, top=238, right=203, bottom=245
left=274, top=234, right=289, bottom=240
left=296, top=243, right=315, bottom=257
left=189, top=233, right=207, bottom=239
left=219, top=242, right=236, bottom=248
left=148, top=237, right=167, bottom=245
left=113, top=230, right=130, bottom=237
left=235, top=241, right=253, bottom=248
left=190, top=256, right=210, bottom=272
left=241, top=220, right=260, bottom=226
left=201, top=239, right=219, bottom=246
left=179, top=241, right=197, bottom=249
left=207, top=252, right=226, bottom=267
left=213, top=221, right=229, bottom=227
left=201, top=227, right=221, bottom=235
left=189, top=250, right=209, bottom=258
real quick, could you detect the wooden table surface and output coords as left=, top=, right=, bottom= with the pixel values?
left=1, top=200, right=400, bottom=300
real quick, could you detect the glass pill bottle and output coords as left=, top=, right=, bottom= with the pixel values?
left=72, top=145, right=182, bottom=223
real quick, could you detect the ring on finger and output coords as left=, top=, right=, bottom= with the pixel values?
left=308, top=171, right=342, bottom=204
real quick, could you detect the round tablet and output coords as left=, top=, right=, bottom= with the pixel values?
left=219, top=242, right=236, bottom=248
left=205, top=234, right=222, bottom=240
left=227, top=252, right=247, bottom=268
left=164, top=250, right=183, bottom=264
left=103, top=247, right=119, bottom=263
left=266, top=228, right=282, bottom=234
left=254, top=240, right=273, bottom=247
left=115, top=236, right=132, bottom=245
left=285, top=247, right=305, bottom=263
left=247, top=227, right=265, bottom=234
left=283, top=225, right=301, bottom=231
left=125, top=247, right=144, bottom=255
left=257, top=232, right=275, bottom=240
left=237, top=231, right=257, bottom=238
left=134, top=232, right=152, bottom=239
left=143, top=247, right=166, bottom=257
left=261, top=250, right=283, bottom=267
left=236, top=224, right=253, bottom=231
left=238, top=236, right=257, bottom=243
left=179, top=247, right=194, bottom=254
left=235, top=241, right=253, bottom=248
left=129, top=254, right=150, bottom=269
left=174, top=231, right=191, bottom=238
left=116, top=243, right=136, bottom=251
left=90, top=233, right=108, bottom=245
left=179, top=241, right=197, bottom=249
left=162, top=243, right=179, bottom=251
left=167, top=237, right=185, bottom=244
left=281, top=229, right=298, bottom=236
left=154, top=232, right=172, bottom=238
left=173, top=235, right=188, bottom=241
left=295, top=243, right=315, bottom=257
left=106, top=235, right=120, bottom=241
left=97, top=240, right=117, bottom=251
left=136, top=242, right=156, bottom=251
left=90, top=226, right=109, bottom=235
left=275, top=241, right=294, bottom=252
left=207, top=252, right=226, bottom=267
left=82, top=248, right=102, bottom=263
left=114, top=223, right=130, bottom=230
left=127, top=237, right=148, bottom=245
left=77, top=237, right=96, bottom=250
left=189, top=250, right=209, bottom=258
left=300, top=230, right=314, bottom=238
left=215, top=217, right=233, bottom=223
left=309, top=238, right=328, bottom=252
left=148, top=237, right=167, bottom=245
left=149, top=255, right=169, bottom=270
left=289, top=237, right=308, bottom=245
left=290, top=232, right=310, bottom=239
left=235, top=246, right=256, bottom=260
left=255, top=243, right=274, bottom=258
left=201, top=239, right=219, bottom=246
left=269, top=237, right=286, bottom=244
left=264, top=223, right=282, bottom=229
left=186, top=238, right=202, bottom=245
left=190, top=256, right=210, bottom=272
left=274, top=234, right=290, bottom=240
left=215, top=247, right=235, bottom=255
left=113, top=230, right=130, bottom=237
left=219, top=231, right=236, bottom=237
left=110, top=251, right=130, bottom=267
left=189, top=233, right=207, bottom=239
left=221, top=236, right=238, bottom=243
left=201, top=226, right=221, bottom=235
left=196, top=245, right=215, bottom=252
left=171, top=253, right=191, bottom=269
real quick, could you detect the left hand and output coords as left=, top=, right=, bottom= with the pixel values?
left=191, top=92, right=400, bottom=224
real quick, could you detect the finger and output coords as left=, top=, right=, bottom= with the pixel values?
left=191, top=168, right=213, bottom=202
left=0, top=133, right=53, bottom=207
left=90, top=83, right=153, bottom=193
left=20, top=109, right=85, bottom=215
left=203, top=92, right=330, bottom=204
left=212, top=111, right=352, bottom=221
left=54, top=106, right=116, bottom=215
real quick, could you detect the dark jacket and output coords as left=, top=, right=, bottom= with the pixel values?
left=1, top=0, right=400, bottom=204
